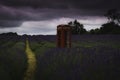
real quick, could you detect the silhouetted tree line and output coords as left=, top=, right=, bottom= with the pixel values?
left=0, top=32, right=18, bottom=36
left=90, top=22, right=120, bottom=34
left=68, top=9, right=120, bottom=34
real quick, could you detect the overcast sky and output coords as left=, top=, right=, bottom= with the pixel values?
left=0, top=0, right=120, bottom=35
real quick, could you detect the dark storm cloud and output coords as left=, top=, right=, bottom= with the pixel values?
left=0, top=5, right=103, bottom=28
left=0, top=0, right=120, bottom=9
left=0, top=5, right=33, bottom=28
left=0, top=5, right=40, bottom=20
left=0, top=0, right=120, bottom=28
left=0, top=20, right=22, bottom=28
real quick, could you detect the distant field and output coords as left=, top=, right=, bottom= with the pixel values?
left=0, top=35, right=120, bottom=80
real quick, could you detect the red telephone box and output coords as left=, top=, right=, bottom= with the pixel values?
left=57, top=25, right=71, bottom=48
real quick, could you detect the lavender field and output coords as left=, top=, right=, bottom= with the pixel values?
left=29, top=35, right=120, bottom=80
left=0, top=34, right=120, bottom=80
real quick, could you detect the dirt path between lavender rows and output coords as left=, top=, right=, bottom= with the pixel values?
left=24, top=39, right=37, bottom=80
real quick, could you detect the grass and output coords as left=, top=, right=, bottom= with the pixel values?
left=30, top=41, right=56, bottom=57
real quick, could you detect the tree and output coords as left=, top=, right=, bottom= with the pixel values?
left=68, top=20, right=87, bottom=34
left=99, top=22, right=120, bottom=34
left=98, top=9, right=120, bottom=34
left=89, top=28, right=100, bottom=34
left=104, top=9, right=120, bottom=24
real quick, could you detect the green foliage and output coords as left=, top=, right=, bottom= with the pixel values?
left=89, top=28, right=100, bottom=34
left=68, top=20, right=87, bottom=34
left=100, top=22, right=120, bottom=34
left=89, top=22, right=120, bottom=34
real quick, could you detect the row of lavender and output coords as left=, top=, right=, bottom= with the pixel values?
left=72, top=35, right=120, bottom=42
left=35, top=47, right=120, bottom=80
left=0, top=35, right=27, bottom=80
